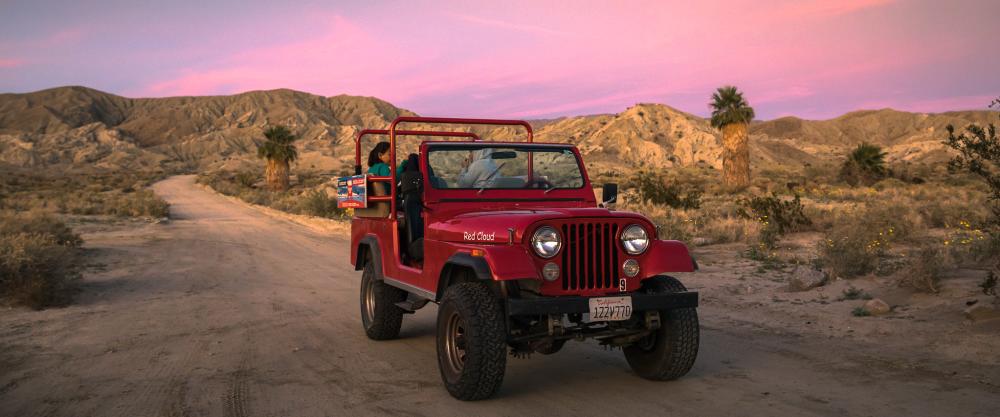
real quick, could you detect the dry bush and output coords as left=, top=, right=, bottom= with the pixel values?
left=0, top=170, right=169, bottom=218
left=108, top=190, right=170, bottom=218
left=817, top=204, right=914, bottom=278
left=0, top=211, right=82, bottom=247
left=898, top=246, right=945, bottom=293
left=199, top=171, right=345, bottom=219
left=0, top=212, right=81, bottom=308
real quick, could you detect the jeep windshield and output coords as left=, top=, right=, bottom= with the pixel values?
left=426, top=144, right=585, bottom=191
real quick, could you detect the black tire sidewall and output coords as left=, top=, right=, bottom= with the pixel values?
left=359, top=261, right=406, bottom=340
left=435, top=282, right=507, bottom=400
left=623, top=276, right=699, bottom=380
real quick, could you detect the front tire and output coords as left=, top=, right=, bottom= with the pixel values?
left=436, top=283, right=507, bottom=401
left=360, top=261, right=407, bottom=340
left=623, top=276, right=699, bottom=380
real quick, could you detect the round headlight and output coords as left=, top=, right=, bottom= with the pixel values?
left=531, top=226, right=562, bottom=258
left=621, top=224, right=649, bottom=255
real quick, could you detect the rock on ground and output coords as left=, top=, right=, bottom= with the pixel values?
left=787, top=266, right=827, bottom=292
left=863, top=299, right=891, bottom=316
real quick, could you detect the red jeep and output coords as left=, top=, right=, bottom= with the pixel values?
left=348, top=117, right=699, bottom=400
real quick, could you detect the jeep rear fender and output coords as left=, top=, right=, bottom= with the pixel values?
left=353, top=235, right=383, bottom=274
left=641, top=240, right=696, bottom=275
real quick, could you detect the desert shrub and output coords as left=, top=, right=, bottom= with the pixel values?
left=699, top=216, right=759, bottom=245
left=632, top=171, right=702, bottom=209
left=296, top=190, right=346, bottom=219
left=839, top=142, right=888, bottom=186
left=0, top=211, right=82, bottom=247
left=945, top=98, right=1000, bottom=224
left=109, top=190, right=170, bottom=218
left=0, top=170, right=169, bottom=218
left=917, top=196, right=990, bottom=229
left=736, top=193, right=811, bottom=260
left=201, top=170, right=348, bottom=221
left=980, top=270, right=998, bottom=296
left=851, top=307, right=871, bottom=317
left=945, top=225, right=1000, bottom=265
left=0, top=233, right=79, bottom=308
left=817, top=205, right=912, bottom=278
left=736, top=193, right=811, bottom=235
left=0, top=212, right=81, bottom=308
left=898, top=246, right=945, bottom=294
left=236, top=171, right=258, bottom=188
left=839, top=286, right=872, bottom=301
left=653, top=214, right=695, bottom=243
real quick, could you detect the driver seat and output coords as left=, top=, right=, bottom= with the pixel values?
left=399, top=169, right=424, bottom=261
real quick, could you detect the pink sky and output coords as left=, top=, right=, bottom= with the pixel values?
left=1, top=0, right=997, bottom=119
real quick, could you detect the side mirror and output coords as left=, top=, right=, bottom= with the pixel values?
left=601, top=183, right=618, bottom=207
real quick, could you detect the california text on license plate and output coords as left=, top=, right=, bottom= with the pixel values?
left=588, top=296, right=633, bottom=321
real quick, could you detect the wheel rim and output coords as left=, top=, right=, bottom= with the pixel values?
left=362, top=277, right=376, bottom=325
left=443, top=311, right=467, bottom=375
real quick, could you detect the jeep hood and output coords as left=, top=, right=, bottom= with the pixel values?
left=426, top=208, right=652, bottom=244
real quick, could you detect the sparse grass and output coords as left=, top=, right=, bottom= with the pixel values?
left=981, top=271, right=998, bottom=296
left=816, top=204, right=914, bottom=279
left=0, top=170, right=170, bottom=218
left=851, top=307, right=871, bottom=317
left=198, top=170, right=347, bottom=220
left=839, top=286, right=873, bottom=301
left=898, top=246, right=945, bottom=294
left=0, top=211, right=82, bottom=309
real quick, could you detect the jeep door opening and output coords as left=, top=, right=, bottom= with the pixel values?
left=346, top=116, right=700, bottom=400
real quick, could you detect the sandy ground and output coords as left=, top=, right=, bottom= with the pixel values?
left=1, top=175, right=998, bottom=417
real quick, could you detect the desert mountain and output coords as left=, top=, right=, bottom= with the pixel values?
left=0, top=86, right=996, bottom=175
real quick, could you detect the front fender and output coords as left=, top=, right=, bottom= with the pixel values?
left=641, top=240, right=696, bottom=276
left=441, top=244, right=540, bottom=281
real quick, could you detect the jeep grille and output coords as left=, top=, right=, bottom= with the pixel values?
left=560, top=223, right=620, bottom=290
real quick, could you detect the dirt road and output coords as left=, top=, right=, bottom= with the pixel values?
left=2, top=175, right=998, bottom=416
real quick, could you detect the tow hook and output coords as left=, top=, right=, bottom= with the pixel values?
left=645, top=311, right=661, bottom=331
left=547, top=315, right=564, bottom=336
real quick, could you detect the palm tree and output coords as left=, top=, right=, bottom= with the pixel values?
left=257, top=125, right=298, bottom=190
left=840, top=142, right=887, bottom=186
left=709, top=86, right=756, bottom=189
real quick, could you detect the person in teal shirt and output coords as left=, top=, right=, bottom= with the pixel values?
left=367, top=141, right=392, bottom=176
left=367, top=141, right=412, bottom=177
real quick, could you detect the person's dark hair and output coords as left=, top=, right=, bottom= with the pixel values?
left=405, top=153, right=419, bottom=172
left=367, top=141, right=390, bottom=167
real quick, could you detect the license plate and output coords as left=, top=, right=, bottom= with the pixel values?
left=588, top=296, right=632, bottom=321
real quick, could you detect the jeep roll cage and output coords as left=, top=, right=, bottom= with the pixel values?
left=352, top=117, right=535, bottom=221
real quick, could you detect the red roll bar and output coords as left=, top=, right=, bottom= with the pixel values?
left=387, top=117, right=534, bottom=219
left=354, top=129, right=481, bottom=175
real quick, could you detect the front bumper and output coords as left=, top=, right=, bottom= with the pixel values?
left=506, top=291, right=698, bottom=316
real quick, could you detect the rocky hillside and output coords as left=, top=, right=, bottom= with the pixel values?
left=1, top=86, right=996, bottom=175
left=0, top=86, right=414, bottom=173
left=484, top=104, right=998, bottom=175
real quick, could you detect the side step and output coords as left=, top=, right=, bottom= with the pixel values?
left=395, top=294, right=430, bottom=313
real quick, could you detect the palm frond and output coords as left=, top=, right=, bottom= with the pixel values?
left=709, top=85, right=756, bottom=129
left=257, top=125, right=299, bottom=163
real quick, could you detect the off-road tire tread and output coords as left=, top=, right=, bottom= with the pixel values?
left=437, top=282, right=507, bottom=401
left=624, top=275, right=699, bottom=380
left=361, top=262, right=407, bottom=340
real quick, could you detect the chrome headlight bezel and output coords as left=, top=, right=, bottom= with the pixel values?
left=621, top=224, right=649, bottom=255
left=531, top=226, right=562, bottom=258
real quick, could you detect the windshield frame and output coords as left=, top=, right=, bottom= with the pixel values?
left=423, top=142, right=588, bottom=192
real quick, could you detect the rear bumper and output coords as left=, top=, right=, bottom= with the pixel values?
left=506, top=291, right=698, bottom=316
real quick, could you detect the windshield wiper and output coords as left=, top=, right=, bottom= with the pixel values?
left=477, top=162, right=506, bottom=194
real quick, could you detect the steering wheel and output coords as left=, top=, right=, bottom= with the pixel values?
left=525, top=177, right=554, bottom=189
